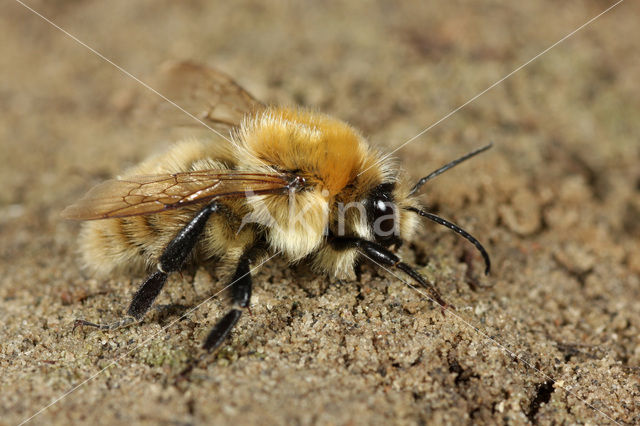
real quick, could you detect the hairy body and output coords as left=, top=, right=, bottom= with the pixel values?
left=79, top=106, right=419, bottom=279
left=66, top=62, right=490, bottom=352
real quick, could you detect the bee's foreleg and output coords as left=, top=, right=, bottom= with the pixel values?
left=75, top=202, right=221, bottom=330
left=203, top=252, right=253, bottom=352
left=329, top=236, right=450, bottom=309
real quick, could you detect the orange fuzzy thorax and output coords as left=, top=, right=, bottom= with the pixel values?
left=238, top=107, right=367, bottom=196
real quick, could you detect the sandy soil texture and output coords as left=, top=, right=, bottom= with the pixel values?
left=1, top=1, right=639, bottom=424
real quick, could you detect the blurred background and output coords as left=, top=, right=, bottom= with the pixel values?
left=1, top=0, right=638, bottom=424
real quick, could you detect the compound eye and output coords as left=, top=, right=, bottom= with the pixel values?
left=373, top=199, right=395, bottom=236
left=366, top=182, right=401, bottom=246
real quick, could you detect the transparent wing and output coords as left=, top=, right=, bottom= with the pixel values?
left=62, top=171, right=291, bottom=220
left=152, top=61, right=265, bottom=132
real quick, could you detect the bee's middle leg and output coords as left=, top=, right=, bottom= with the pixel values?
left=202, top=251, right=253, bottom=352
left=75, top=202, right=221, bottom=330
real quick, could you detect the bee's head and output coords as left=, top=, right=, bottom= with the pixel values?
left=327, top=144, right=492, bottom=274
left=357, top=143, right=494, bottom=275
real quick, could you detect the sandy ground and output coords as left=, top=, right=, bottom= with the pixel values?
left=1, top=0, right=639, bottom=424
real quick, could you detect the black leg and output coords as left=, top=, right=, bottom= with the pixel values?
left=157, top=202, right=222, bottom=273
left=353, top=259, right=364, bottom=282
left=127, top=271, right=169, bottom=319
left=75, top=202, right=220, bottom=330
left=330, top=236, right=449, bottom=308
left=203, top=250, right=254, bottom=352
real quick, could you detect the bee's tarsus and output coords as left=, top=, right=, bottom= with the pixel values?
left=73, top=316, right=137, bottom=331
left=396, top=262, right=449, bottom=308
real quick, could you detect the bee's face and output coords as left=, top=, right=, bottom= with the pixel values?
left=365, top=182, right=402, bottom=248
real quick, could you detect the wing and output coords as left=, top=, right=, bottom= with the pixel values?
left=62, top=171, right=292, bottom=220
left=151, top=61, right=265, bottom=132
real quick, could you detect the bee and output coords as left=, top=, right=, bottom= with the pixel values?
left=64, top=62, right=492, bottom=352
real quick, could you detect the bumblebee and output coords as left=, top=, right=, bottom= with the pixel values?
left=64, top=62, right=491, bottom=352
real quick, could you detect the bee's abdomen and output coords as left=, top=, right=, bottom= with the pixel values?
left=78, top=210, right=189, bottom=276
left=79, top=202, right=255, bottom=277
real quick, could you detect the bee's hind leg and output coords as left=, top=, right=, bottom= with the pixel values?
left=75, top=202, right=221, bottom=330
left=202, top=251, right=254, bottom=352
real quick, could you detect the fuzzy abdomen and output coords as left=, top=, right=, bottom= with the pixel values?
left=78, top=204, right=255, bottom=276
left=77, top=138, right=254, bottom=276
